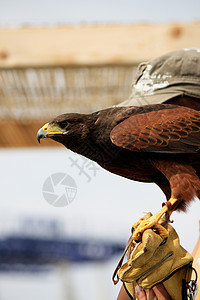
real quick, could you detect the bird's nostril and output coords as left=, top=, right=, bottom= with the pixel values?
left=43, top=126, right=48, bottom=131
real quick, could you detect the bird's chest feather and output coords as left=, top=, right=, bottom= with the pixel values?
left=79, top=136, right=157, bottom=182
left=99, top=163, right=153, bottom=182
left=97, top=150, right=156, bottom=182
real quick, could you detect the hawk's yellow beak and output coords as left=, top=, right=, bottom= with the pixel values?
left=37, top=123, right=63, bottom=143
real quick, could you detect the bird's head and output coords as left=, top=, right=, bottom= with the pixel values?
left=37, top=113, right=90, bottom=150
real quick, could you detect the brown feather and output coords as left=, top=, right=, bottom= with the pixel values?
left=39, top=99, right=200, bottom=213
left=110, top=107, right=200, bottom=153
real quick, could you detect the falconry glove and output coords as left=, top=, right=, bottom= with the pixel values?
left=113, top=215, right=197, bottom=299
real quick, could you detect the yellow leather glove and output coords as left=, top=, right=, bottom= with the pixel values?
left=113, top=215, right=195, bottom=299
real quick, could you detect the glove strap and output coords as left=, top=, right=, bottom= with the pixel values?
left=112, top=235, right=133, bottom=285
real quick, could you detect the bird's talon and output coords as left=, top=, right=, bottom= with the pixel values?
left=132, top=211, right=170, bottom=241
left=134, top=232, right=142, bottom=243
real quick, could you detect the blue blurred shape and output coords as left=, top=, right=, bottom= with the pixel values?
left=0, top=236, right=124, bottom=270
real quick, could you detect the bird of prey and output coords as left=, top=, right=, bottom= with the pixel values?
left=37, top=99, right=200, bottom=240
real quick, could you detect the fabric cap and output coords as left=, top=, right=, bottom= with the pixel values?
left=119, top=48, right=200, bottom=107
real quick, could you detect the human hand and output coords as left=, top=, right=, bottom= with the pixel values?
left=136, top=284, right=171, bottom=300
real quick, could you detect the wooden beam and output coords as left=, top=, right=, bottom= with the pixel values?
left=0, top=120, right=61, bottom=147
left=0, top=23, right=200, bottom=68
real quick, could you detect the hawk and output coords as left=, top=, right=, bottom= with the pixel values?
left=37, top=99, right=200, bottom=240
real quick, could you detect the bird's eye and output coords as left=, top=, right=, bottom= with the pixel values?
left=59, top=121, right=69, bottom=129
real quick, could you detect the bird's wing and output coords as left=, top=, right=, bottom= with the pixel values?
left=110, top=106, right=200, bottom=153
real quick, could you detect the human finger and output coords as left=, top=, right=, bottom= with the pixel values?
left=136, top=286, right=158, bottom=300
left=145, top=288, right=157, bottom=300
left=136, top=286, right=147, bottom=300
left=152, top=283, right=171, bottom=300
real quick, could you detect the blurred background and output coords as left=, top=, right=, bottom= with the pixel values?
left=0, top=0, right=200, bottom=299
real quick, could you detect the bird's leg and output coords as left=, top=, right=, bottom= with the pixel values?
left=132, top=197, right=178, bottom=241
left=162, top=200, right=174, bottom=223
